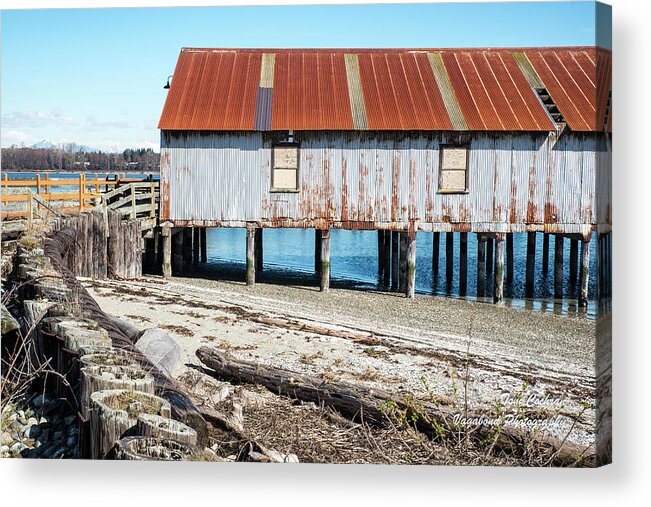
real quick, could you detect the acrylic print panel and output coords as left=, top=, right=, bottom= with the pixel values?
left=0, top=1, right=611, bottom=467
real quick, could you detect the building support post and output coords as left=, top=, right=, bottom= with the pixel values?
left=569, top=238, right=578, bottom=284
left=377, top=230, right=385, bottom=277
left=315, top=229, right=322, bottom=274
left=162, top=225, right=172, bottom=279
left=494, top=233, right=505, bottom=303
left=525, top=232, right=536, bottom=297
left=391, top=231, right=399, bottom=289
left=542, top=233, right=550, bottom=273
left=383, top=231, right=391, bottom=287
left=406, top=231, right=417, bottom=299
left=144, top=237, right=156, bottom=272
left=255, top=228, right=263, bottom=272
left=200, top=227, right=207, bottom=263
left=172, top=229, right=184, bottom=276
left=183, top=228, right=193, bottom=273
left=320, top=229, right=331, bottom=292
left=606, top=233, right=612, bottom=297
left=432, top=232, right=440, bottom=280
left=459, top=232, right=468, bottom=295
left=445, top=232, right=454, bottom=284
left=246, top=225, right=255, bottom=287
left=579, top=237, right=591, bottom=308
left=506, top=233, right=514, bottom=284
left=554, top=235, right=564, bottom=300
left=476, top=235, right=486, bottom=298
left=399, top=232, right=408, bottom=291
left=193, top=227, right=200, bottom=266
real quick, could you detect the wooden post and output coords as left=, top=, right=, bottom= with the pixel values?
left=569, top=239, right=579, bottom=284
left=606, top=233, right=612, bottom=297
left=315, top=229, right=322, bottom=274
left=35, top=174, right=42, bottom=213
left=459, top=232, right=468, bottom=295
left=579, top=238, right=591, bottom=307
left=27, top=189, right=34, bottom=229
left=172, top=229, right=184, bottom=275
left=200, top=227, right=207, bottom=263
left=391, top=231, right=399, bottom=289
left=486, top=236, right=494, bottom=275
left=432, top=232, right=440, bottom=279
left=144, top=237, right=156, bottom=271
left=377, top=230, right=385, bottom=276
left=494, top=233, right=505, bottom=303
left=78, top=173, right=85, bottom=211
left=130, top=185, right=137, bottom=220
left=162, top=225, right=172, bottom=278
left=382, top=231, right=391, bottom=286
left=246, top=226, right=255, bottom=286
left=476, top=235, right=486, bottom=298
left=406, top=232, right=417, bottom=299
left=183, top=228, right=193, bottom=272
left=399, top=232, right=408, bottom=291
left=255, top=228, right=263, bottom=272
left=506, top=233, right=514, bottom=283
left=445, top=232, right=454, bottom=283
left=193, top=227, right=200, bottom=266
left=554, top=235, right=564, bottom=300
left=542, top=233, right=550, bottom=273
left=320, top=229, right=331, bottom=292
left=525, top=232, right=536, bottom=297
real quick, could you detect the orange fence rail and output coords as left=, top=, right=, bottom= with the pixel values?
left=1, top=172, right=152, bottom=220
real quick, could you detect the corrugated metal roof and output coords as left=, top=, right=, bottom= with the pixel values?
left=158, top=47, right=611, bottom=133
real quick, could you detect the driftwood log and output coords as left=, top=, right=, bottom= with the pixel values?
left=136, top=413, right=198, bottom=446
left=89, top=389, right=171, bottom=459
left=114, top=436, right=200, bottom=461
left=80, top=365, right=155, bottom=419
left=196, top=346, right=595, bottom=467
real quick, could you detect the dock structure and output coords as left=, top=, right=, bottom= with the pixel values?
left=150, top=46, right=611, bottom=304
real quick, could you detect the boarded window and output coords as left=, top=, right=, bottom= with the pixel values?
left=439, top=145, right=469, bottom=192
left=272, top=145, right=299, bottom=191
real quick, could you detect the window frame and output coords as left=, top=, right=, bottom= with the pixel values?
left=270, top=142, right=301, bottom=193
left=437, top=144, right=470, bottom=194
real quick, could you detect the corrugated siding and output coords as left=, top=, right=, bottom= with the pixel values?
left=162, top=131, right=609, bottom=232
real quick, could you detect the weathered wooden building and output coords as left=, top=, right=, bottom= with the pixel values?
left=158, top=47, right=612, bottom=304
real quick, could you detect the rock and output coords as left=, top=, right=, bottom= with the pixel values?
left=53, top=431, right=64, bottom=442
left=10, top=442, right=26, bottom=454
left=28, top=425, right=42, bottom=439
left=1, top=432, right=13, bottom=446
left=27, top=417, right=38, bottom=427
left=64, top=415, right=76, bottom=426
left=1, top=304, right=19, bottom=334
left=66, top=435, right=76, bottom=448
left=134, top=328, right=182, bottom=376
left=0, top=445, right=9, bottom=455
left=51, top=448, right=65, bottom=459
left=32, top=395, right=47, bottom=409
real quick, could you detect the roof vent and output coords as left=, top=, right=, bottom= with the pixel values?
left=535, top=87, right=565, bottom=124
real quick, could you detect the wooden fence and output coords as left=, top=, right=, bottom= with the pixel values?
left=1, top=173, right=152, bottom=219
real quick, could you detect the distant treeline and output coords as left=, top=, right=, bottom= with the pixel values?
left=1, top=145, right=160, bottom=172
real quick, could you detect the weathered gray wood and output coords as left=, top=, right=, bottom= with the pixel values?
left=315, top=229, right=322, bottom=274
left=182, top=227, right=192, bottom=273
left=162, top=225, right=172, bottom=278
left=80, top=350, right=139, bottom=370
left=196, top=346, right=595, bottom=467
left=445, top=232, right=454, bottom=283
left=554, top=235, right=564, bottom=300
left=494, top=234, right=505, bottom=303
left=569, top=238, right=579, bottom=284
left=459, top=232, right=468, bottom=295
left=486, top=236, right=494, bottom=276
left=525, top=232, right=536, bottom=296
left=476, top=235, right=486, bottom=298
left=320, top=229, right=331, bottom=292
left=200, top=227, right=207, bottom=263
left=391, top=231, right=399, bottom=289
left=115, top=436, right=199, bottom=461
left=579, top=238, right=591, bottom=307
left=246, top=226, right=255, bottom=286
left=89, top=389, right=171, bottom=459
left=399, top=232, right=408, bottom=291
left=136, top=413, right=198, bottom=446
left=107, top=211, right=123, bottom=278
left=172, top=229, right=184, bottom=275
left=406, top=232, right=416, bottom=299
left=255, top=228, right=263, bottom=272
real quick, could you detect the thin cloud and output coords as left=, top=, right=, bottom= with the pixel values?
left=2, top=108, right=76, bottom=128
left=86, top=115, right=132, bottom=131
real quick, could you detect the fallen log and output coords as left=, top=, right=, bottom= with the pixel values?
left=196, top=346, right=595, bottom=467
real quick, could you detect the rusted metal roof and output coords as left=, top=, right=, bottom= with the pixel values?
left=158, top=47, right=611, bottom=133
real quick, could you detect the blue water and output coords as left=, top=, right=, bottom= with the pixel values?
left=203, top=228, right=606, bottom=319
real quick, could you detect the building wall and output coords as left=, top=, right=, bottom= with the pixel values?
left=160, top=130, right=611, bottom=236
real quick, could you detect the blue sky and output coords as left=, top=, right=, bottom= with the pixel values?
left=1, top=1, right=610, bottom=152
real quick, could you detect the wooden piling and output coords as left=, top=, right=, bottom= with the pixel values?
left=391, top=231, right=399, bottom=289
left=377, top=230, right=385, bottom=276
left=399, top=232, right=408, bottom=291
left=255, top=228, right=263, bottom=272
left=200, top=227, right=207, bottom=263
left=406, top=232, right=416, bottom=299
left=432, top=232, right=440, bottom=279
left=606, top=233, right=612, bottom=297
left=383, top=231, right=391, bottom=286
left=494, top=234, right=505, bottom=303
left=162, top=225, right=172, bottom=278
left=542, top=234, right=550, bottom=273
left=486, top=237, right=494, bottom=276
left=107, top=211, right=124, bottom=278
left=506, top=233, right=514, bottom=283
left=554, top=235, right=564, bottom=300
left=569, top=239, right=578, bottom=284
left=315, top=229, right=322, bottom=274
left=525, top=232, right=536, bottom=297
left=579, top=238, right=591, bottom=307
left=183, top=228, right=193, bottom=272
left=445, top=232, right=454, bottom=283
left=459, top=232, right=468, bottom=295
left=476, top=235, right=486, bottom=298
left=320, top=230, right=331, bottom=292
left=193, top=227, right=200, bottom=266
left=172, top=230, right=184, bottom=275
left=144, top=237, right=156, bottom=272
left=246, top=226, right=255, bottom=287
